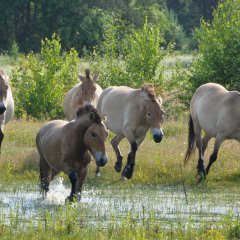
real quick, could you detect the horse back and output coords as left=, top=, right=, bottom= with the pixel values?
left=97, top=86, right=142, bottom=134
left=191, top=83, right=240, bottom=138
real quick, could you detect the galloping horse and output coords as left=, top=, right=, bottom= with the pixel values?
left=0, top=70, right=14, bottom=152
left=97, top=83, right=164, bottom=179
left=63, top=69, right=102, bottom=120
left=184, top=83, right=240, bottom=181
left=36, top=105, right=108, bottom=201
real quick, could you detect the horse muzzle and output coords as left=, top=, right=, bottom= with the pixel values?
left=94, top=151, right=108, bottom=167
left=0, top=103, right=6, bottom=115
left=152, top=128, right=164, bottom=143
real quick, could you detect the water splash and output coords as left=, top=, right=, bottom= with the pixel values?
left=42, top=177, right=69, bottom=205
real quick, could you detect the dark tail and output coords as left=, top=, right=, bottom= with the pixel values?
left=184, top=115, right=196, bottom=165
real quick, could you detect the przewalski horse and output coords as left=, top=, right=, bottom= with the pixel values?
left=0, top=70, right=14, bottom=152
left=184, top=83, right=240, bottom=182
left=36, top=105, right=108, bottom=201
left=96, top=83, right=164, bottom=179
left=63, top=69, right=102, bottom=120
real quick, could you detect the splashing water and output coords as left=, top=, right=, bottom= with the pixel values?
left=42, top=177, right=70, bottom=205
left=0, top=179, right=240, bottom=228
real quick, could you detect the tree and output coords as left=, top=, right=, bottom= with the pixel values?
left=190, top=0, right=240, bottom=92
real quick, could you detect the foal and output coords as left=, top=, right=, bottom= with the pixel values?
left=36, top=105, right=108, bottom=201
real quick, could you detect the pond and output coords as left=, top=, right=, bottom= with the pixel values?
left=0, top=177, right=239, bottom=229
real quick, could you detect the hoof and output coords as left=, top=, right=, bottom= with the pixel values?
left=65, top=193, right=81, bottom=203
left=114, top=161, right=122, bottom=173
left=122, top=165, right=134, bottom=179
left=196, top=171, right=206, bottom=185
left=96, top=172, right=101, bottom=177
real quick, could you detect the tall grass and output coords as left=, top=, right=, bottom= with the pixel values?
left=0, top=119, right=239, bottom=189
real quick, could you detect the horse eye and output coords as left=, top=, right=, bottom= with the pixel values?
left=91, top=132, right=96, bottom=138
left=147, top=112, right=151, bottom=117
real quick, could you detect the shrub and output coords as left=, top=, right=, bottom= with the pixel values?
left=90, top=18, right=166, bottom=89
left=11, top=34, right=80, bottom=119
left=9, top=41, right=19, bottom=60
left=190, top=0, right=240, bottom=92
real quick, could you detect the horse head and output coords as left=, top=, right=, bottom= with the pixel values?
left=142, top=84, right=164, bottom=143
left=79, top=69, right=99, bottom=105
left=77, top=104, right=109, bottom=167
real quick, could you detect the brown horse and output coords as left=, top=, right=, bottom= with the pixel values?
left=63, top=69, right=102, bottom=120
left=36, top=105, right=108, bottom=201
left=0, top=70, right=14, bottom=152
left=184, top=83, right=240, bottom=181
left=96, top=83, right=164, bottom=179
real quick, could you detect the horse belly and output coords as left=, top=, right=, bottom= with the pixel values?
left=37, top=122, right=65, bottom=172
left=196, top=105, right=218, bottom=137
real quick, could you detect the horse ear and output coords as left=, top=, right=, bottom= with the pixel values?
left=89, top=112, right=96, bottom=121
left=93, top=73, right=99, bottom=82
left=79, top=75, right=85, bottom=82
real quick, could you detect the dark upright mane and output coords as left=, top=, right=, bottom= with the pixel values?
left=141, top=83, right=156, bottom=101
left=85, top=68, right=90, bottom=79
left=76, top=104, right=102, bottom=124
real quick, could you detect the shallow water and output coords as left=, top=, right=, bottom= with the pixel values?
left=0, top=177, right=239, bottom=228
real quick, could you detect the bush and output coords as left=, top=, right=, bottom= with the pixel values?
left=11, top=34, right=80, bottom=119
left=90, top=18, right=166, bottom=89
left=9, top=41, right=19, bottom=60
left=189, top=0, right=240, bottom=92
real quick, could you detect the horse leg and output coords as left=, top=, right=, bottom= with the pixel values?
left=194, top=123, right=206, bottom=181
left=121, top=128, right=137, bottom=179
left=202, top=134, right=211, bottom=156
left=121, top=140, right=137, bottom=179
left=62, top=162, right=78, bottom=202
left=112, top=135, right=124, bottom=173
left=75, top=168, right=88, bottom=201
left=39, top=156, right=51, bottom=198
left=205, top=136, right=224, bottom=175
left=0, top=128, right=4, bottom=153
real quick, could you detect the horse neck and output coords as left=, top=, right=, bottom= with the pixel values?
left=73, top=118, right=92, bottom=136
left=65, top=118, right=92, bottom=150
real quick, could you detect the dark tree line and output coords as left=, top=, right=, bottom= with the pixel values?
left=0, top=0, right=220, bottom=53
left=166, top=0, right=219, bottom=35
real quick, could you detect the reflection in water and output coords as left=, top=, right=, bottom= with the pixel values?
left=0, top=177, right=239, bottom=228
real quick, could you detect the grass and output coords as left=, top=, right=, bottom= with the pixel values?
left=0, top=119, right=239, bottom=240
left=0, top=118, right=240, bottom=188
left=1, top=54, right=240, bottom=239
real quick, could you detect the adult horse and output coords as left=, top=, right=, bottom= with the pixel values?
left=36, top=105, right=108, bottom=201
left=63, top=69, right=102, bottom=120
left=96, top=83, right=164, bottom=179
left=184, top=83, right=240, bottom=181
left=0, top=70, right=14, bottom=152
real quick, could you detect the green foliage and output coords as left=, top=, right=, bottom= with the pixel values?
left=190, top=0, right=240, bottom=92
left=228, top=225, right=240, bottom=240
left=90, top=18, right=166, bottom=89
left=11, top=34, right=80, bottom=119
left=9, top=41, right=19, bottom=60
left=0, top=0, right=194, bottom=54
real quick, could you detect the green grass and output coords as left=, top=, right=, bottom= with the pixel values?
left=1, top=54, right=240, bottom=239
left=1, top=118, right=240, bottom=188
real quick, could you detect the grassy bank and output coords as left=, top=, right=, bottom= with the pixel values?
left=0, top=119, right=239, bottom=188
